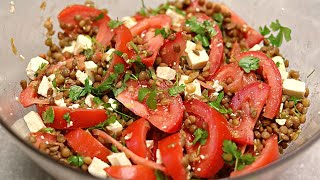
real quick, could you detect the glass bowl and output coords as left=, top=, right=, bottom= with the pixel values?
left=0, top=0, right=319, bottom=179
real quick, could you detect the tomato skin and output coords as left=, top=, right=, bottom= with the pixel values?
left=116, top=80, right=184, bottom=133
left=230, top=135, right=280, bottom=177
left=104, top=165, right=156, bottom=180
left=214, top=63, right=244, bottom=93
left=37, top=105, right=108, bottom=129
left=158, top=133, right=187, bottom=180
left=30, top=132, right=56, bottom=149
left=184, top=99, right=231, bottom=178
left=236, top=51, right=282, bottom=119
left=230, top=42, right=241, bottom=58
left=230, top=82, right=270, bottom=145
left=65, top=129, right=111, bottom=162
left=122, top=118, right=153, bottom=160
left=141, top=34, right=164, bottom=67
left=96, top=20, right=114, bottom=46
left=130, top=15, right=171, bottom=36
left=160, top=32, right=187, bottom=68
left=19, top=81, right=49, bottom=108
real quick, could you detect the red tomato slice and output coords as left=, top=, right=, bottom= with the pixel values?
left=184, top=99, right=231, bottom=178
left=213, top=63, right=244, bottom=93
left=141, top=34, right=164, bottom=67
left=230, top=42, right=241, bottom=58
left=37, top=105, right=108, bottom=129
left=30, top=132, right=57, bottom=149
left=105, top=165, right=156, bottom=180
left=130, top=15, right=172, bottom=36
left=160, top=32, right=187, bottom=68
left=236, top=51, right=282, bottom=119
left=242, top=72, right=258, bottom=87
left=122, top=118, right=153, bottom=160
left=95, top=19, right=114, bottom=46
left=230, top=135, right=280, bottom=177
left=230, top=82, right=270, bottom=145
left=65, top=129, right=111, bottom=162
left=116, top=80, right=184, bottom=133
left=158, top=133, right=187, bottom=180
left=19, top=81, right=49, bottom=108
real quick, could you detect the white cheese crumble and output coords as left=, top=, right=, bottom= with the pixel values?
left=106, top=121, right=123, bottom=134
left=122, top=16, right=137, bottom=29
left=103, top=48, right=115, bottom=62
left=25, top=56, right=49, bottom=80
left=37, top=76, right=51, bottom=97
left=156, top=149, right=163, bottom=164
left=107, top=152, right=132, bottom=166
left=146, top=140, right=154, bottom=149
left=185, top=41, right=209, bottom=69
left=88, top=157, right=110, bottom=178
left=85, top=94, right=95, bottom=108
left=74, top=35, right=93, bottom=55
left=276, top=119, right=287, bottom=126
left=272, top=56, right=288, bottom=80
left=55, top=98, right=67, bottom=107
left=62, top=41, right=76, bottom=54
left=24, top=111, right=46, bottom=133
left=156, top=66, right=176, bottom=81
left=76, top=70, right=93, bottom=85
left=107, top=98, right=118, bottom=111
left=124, top=133, right=133, bottom=140
left=282, top=79, right=306, bottom=98
left=166, top=8, right=185, bottom=31
left=249, top=44, right=261, bottom=51
left=69, top=104, right=80, bottom=109
left=179, top=75, right=202, bottom=97
left=84, top=61, right=98, bottom=82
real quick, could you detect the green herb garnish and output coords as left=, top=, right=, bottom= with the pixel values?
left=108, top=19, right=123, bottom=29
left=69, top=78, right=92, bottom=101
left=138, top=88, right=157, bottom=110
left=186, top=17, right=217, bottom=47
left=94, top=13, right=105, bottom=21
left=289, top=96, right=302, bottom=117
left=155, top=170, right=169, bottom=180
left=208, top=92, right=233, bottom=114
left=155, top=28, right=170, bottom=39
left=42, top=107, right=54, bottom=124
left=63, top=113, right=71, bottom=124
left=34, top=63, right=47, bottom=77
left=192, top=128, right=208, bottom=145
left=88, top=115, right=117, bottom=130
left=259, top=19, right=292, bottom=47
left=222, top=140, right=255, bottom=171
left=129, top=41, right=139, bottom=53
left=168, top=84, right=185, bottom=96
left=67, top=155, right=84, bottom=167
left=238, top=56, right=260, bottom=73
left=213, top=13, right=224, bottom=28
left=111, top=144, right=119, bottom=153
left=83, top=48, right=94, bottom=60
left=41, top=127, right=55, bottom=133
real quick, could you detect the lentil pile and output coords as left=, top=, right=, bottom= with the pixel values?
left=18, top=0, right=309, bottom=179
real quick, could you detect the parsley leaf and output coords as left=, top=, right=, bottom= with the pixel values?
left=114, top=50, right=124, bottom=57
left=139, top=0, right=148, bottom=16
left=192, top=128, right=208, bottom=145
left=67, top=155, right=84, bottom=167
left=138, top=87, right=151, bottom=102
left=259, top=20, right=292, bottom=47
left=114, top=63, right=125, bottom=74
left=129, top=41, right=139, bottom=53
left=208, top=92, right=232, bottom=114
left=238, top=56, right=260, bottom=73
left=111, top=144, right=119, bottom=153
left=289, top=96, right=300, bottom=105
left=42, top=107, right=54, bottom=124
left=186, top=17, right=206, bottom=35
left=34, top=63, right=47, bottom=77
left=68, top=78, right=92, bottom=102
left=186, top=17, right=217, bottom=47
left=155, top=28, right=170, bottom=39
left=194, top=34, right=210, bottom=47
left=41, top=127, right=55, bottom=133
left=83, top=48, right=94, bottom=60
left=93, top=97, right=104, bottom=105
left=87, top=115, right=117, bottom=130
left=222, top=140, right=255, bottom=171
left=289, top=96, right=302, bottom=117
left=151, top=3, right=170, bottom=15
left=94, top=13, right=105, bottom=21
left=146, top=90, right=157, bottom=110
left=108, top=19, right=123, bottom=29
left=92, top=73, right=118, bottom=95
left=168, top=84, right=185, bottom=96
left=213, top=13, right=224, bottom=28
left=63, top=113, right=71, bottom=124
left=155, top=170, right=169, bottom=180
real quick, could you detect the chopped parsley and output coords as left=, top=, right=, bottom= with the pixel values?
left=289, top=96, right=302, bottom=117
left=138, top=87, right=157, bottom=110
left=108, top=19, right=123, bottom=29
left=168, top=84, right=185, bottom=96
left=238, top=56, right=260, bottom=73
left=208, top=92, right=232, bottom=114
left=259, top=19, right=292, bottom=47
left=129, top=41, right=139, bottom=53
left=155, top=28, right=170, bottom=39
left=93, top=97, right=104, bottom=105
left=63, top=113, right=71, bottom=124
left=34, top=63, right=47, bottom=77
left=155, top=170, right=169, bottom=180
left=83, top=48, right=94, bottom=60
left=94, top=13, right=105, bottom=21
left=192, top=128, right=208, bottom=145
left=186, top=17, right=217, bottom=47
left=213, top=13, right=224, bottom=28
left=41, top=127, right=55, bottom=134
left=276, top=62, right=280, bottom=67
left=69, top=78, right=92, bottom=101
left=67, top=155, right=84, bottom=167
left=222, top=140, right=255, bottom=171
left=88, top=115, right=117, bottom=130
left=139, top=0, right=148, bottom=16
left=111, top=144, right=119, bottom=153
left=42, top=107, right=54, bottom=124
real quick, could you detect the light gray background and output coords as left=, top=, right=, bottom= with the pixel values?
left=1, top=125, right=319, bottom=180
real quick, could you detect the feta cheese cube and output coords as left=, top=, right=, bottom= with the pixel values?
left=25, top=56, right=49, bottom=80
left=107, top=152, right=132, bottom=166
left=74, top=35, right=93, bottom=55
left=166, top=8, right=185, bottom=31
left=103, top=48, right=115, bottom=62
left=272, top=56, right=288, bottom=80
left=179, top=75, right=202, bottom=97
left=88, top=157, right=110, bottom=178
left=122, top=16, right=137, bottom=29
left=146, top=140, right=154, bottom=149
left=249, top=44, right=261, bottom=51
left=38, top=76, right=52, bottom=97
left=62, top=41, right=76, bottom=54
left=76, top=70, right=93, bottom=85
left=156, top=149, right=162, bottom=164
left=55, top=98, right=67, bottom=107
left=84, top=61, right=98, bottom=82
left=69, top=104, right=80, bottom=109
left=24, top=111, right=46, bottom=133
left=276, top=119, right=287, bottom=126
left=85, top=94, right=95, bottom=107
left=47, top=74, right=56, bottom=82
left=283, top=79, right=306, bottom=98
left=106, top=121, right=123, bottom=134
left=185, top=41, right=209, bottom=69
left=156, top=67, right=176, bottom=81
left=107, top=98, right=118, bottom=111
left=212, top=80, right=223, bottom=92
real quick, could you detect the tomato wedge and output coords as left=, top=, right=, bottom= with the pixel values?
left=19, top=81, right=49, bottom=108
left=105, top=165, right=156, bottom=180
left=230, top=135, right=280, bottom=177
left=236, top=51, right=282, bottom=119
left=184, top=99, right=231, bottom=178
left=130, top=15, right=172, bottom=36
left=230, top=82, right=270, bottom=145
left=230, top=42, right=241, bottom=59
left=30, top=132, right=57, bottom=149
left=213, top=63, right=244, bottom=93
left=36, top=105, right=108, bottom=129
left=160, top=32, right=187, bottom=68
left=122, top=118, right=153, bottom=160
left=116, top=80, right=184, bottom=133
left=158, top=133, right=187, bottom=180
left=65, top=129, right=111, bottom=162
left=141, top=34, right=164, bottom=67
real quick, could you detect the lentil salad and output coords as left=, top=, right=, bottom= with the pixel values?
left=18, top=0, right=310, bottom=179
